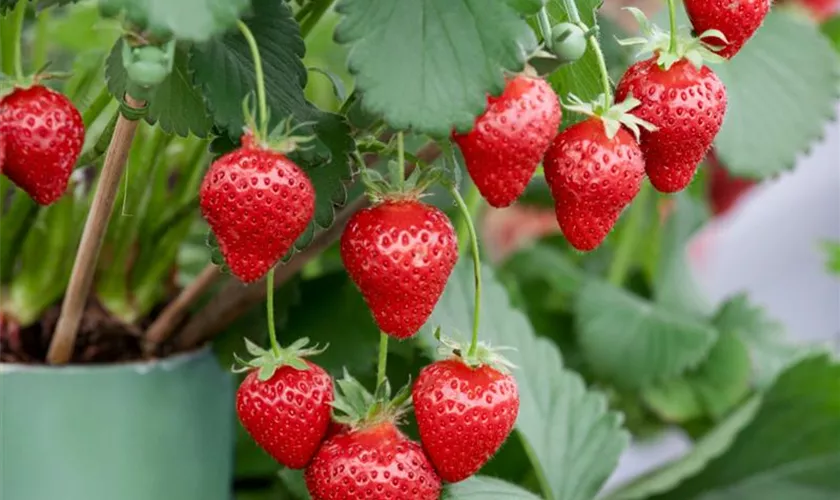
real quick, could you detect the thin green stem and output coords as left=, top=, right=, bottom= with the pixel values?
left=237, top=21, right=269, bottom=138
left=585, top=25, right=612, bottom=103
left=294, top=0, right=317, bottom=22
left=32, top=8, right=49, bottom=72
left=521, top=438, right=555, bottom=500
left=376, top=332, right=388, bottom=387
left=607, top=182, right=651, bottom=287
left=300, top=0, right=334, bottom=39
left=11, top=0, right=25, bottom=79
left=561, top=0, right=582, bottom=24
left=454, top=181, right=482, bottom=257
left=396, top=131, right=405, bottom=191
left=537, top=7, right=554, bottom=47
left=667, top=0, right=679, bottom=53
left=449, top=185, right=482, bottom=358
left=82, top=86, right=114, bottom=128
left=266, top=268, right=282, bottom=356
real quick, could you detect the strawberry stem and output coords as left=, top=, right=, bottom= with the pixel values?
left=395, top=131, right=406, bottom=192
left=583, top=23, right=612, bottom=104
left=562, top=0, right=612, bottom=103
left=10, top=2, right=29, bottom=81
left=376, top=331, right=388, bottom=387
left=454, top=181, right=482, bottom=257
left=667, top=0, right=679, bottom=54
left=607, top=182, right=651, bottom=287
left=449, top=185, right=482, bottom=358
left=299, top=0, right=334, bottom=39
left=237, top=21, right=269, bottom=139
left=266, top=268, right=282, bottom=357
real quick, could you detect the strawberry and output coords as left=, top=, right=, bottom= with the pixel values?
left=412, top=358, right=519, bottom=482
left=544, top=117, right=646, bottom=251
left=200, top=132, right=315, bottom=283
left=235, top=339, right=333, bottom=469
left=0, top=85, right=84, bottom=205
left=341, top=199, right=458, bottom=339
left=616, top=57, right=727, bottom=193
left=684, top=0, right=771, bottom=59
left=305, top=421, right=441, bottom=500
left=453, top=74, right=561, bottom=208
left=706, top=150, right=755, bottom=216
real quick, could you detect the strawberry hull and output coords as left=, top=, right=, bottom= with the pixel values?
left=0, top=347, right=234, bottom=500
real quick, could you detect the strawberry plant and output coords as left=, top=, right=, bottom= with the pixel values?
left=1, top=1, right=839, bottom=500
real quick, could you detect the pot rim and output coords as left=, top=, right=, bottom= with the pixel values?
left=0, top=345, right=214, bottom=375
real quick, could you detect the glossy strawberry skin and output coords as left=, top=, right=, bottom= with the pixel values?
left=453, top=75, right=561, bottom=208
left=305, top=422, right=441, bottom=500
left=200, top=136, right=315, bottom=283
left=684, top=0, right=770, bottom=59
left=543, top=117, right=646, bottom=251
left=412, top=359, right=519, bottom=483
left=616, top=57, right=727, bottom=194
left=236, top=361, right=334, bottom=469
left=0, top=85, right=84, bottom=205
left=341, top=200, right=458, bottom=339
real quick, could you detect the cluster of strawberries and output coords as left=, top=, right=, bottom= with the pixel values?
left=205, top=131, right=520, bottom=497
left=204, top=3, right=771, bottom=499
left=0, top=84, right=85, bottom=206
left=456, top=0, right=770, bottom=251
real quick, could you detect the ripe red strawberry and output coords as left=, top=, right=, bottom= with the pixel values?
left=236, top=359, right=334, bottom=469
left=200, top=133, right=315, bottom=283
left=543, top=117, right=646, bottom=251
left=341, top=199, right=458, bottom=339
left=412, top=358, right=519, bottom=482
left=684, top=0, right=771, bottom=59
left=0, top=85, right=84, bottom=205
left=616, top=57, right=727, bottom=193
left=453, top=75, right=561, bottom=208
left=305, top=421, right=441, bottom=499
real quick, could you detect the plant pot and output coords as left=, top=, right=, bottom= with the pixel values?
left=0, top=346, right=235, bottom=500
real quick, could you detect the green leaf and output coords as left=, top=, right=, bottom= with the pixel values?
left=506, top=0, right=545, bottom=16
left=713, top=11, right=840, bottom=178
left=286, top=112, right=354, bottom=251
left=642, top=331, right=752, bottom=422
left=654, top=194, right=712, bottom=317
left=575, top=280, right=718, bottom=389
left=280, top=272, right=380, bottom=375
left=712, top=295, right=815, bottom=390
left=823, top=241, right=840, bottom=275
left=606, top=396, right=762, bottom=500
left=501, top=242, right=586, bottom=310
left=649, top=355, right=840, bottom=500
left=545, top=0, right=606, bottom=127
left=96, top=0, right=249, bottom=42
left=334, top=0, right=537, bottom=135
left=189, top=0, right=354, bottom=250
left=822, top=15, right=840, bottom=54
left=105, top=40, right=213, bottom=137
left=443, top=476, right=543, bottom=499
left=420, top=261, right=628, bottom=500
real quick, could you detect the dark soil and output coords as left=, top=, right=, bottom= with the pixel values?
left=0, top=299, right=185, bottom=364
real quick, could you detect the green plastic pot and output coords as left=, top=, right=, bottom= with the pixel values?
left=0, top=346, right=235, bottom=500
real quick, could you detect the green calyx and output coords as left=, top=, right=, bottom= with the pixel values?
left=232, top=336, right=327, bottom=382
left=242, top=108, right=316, bottom=154
left=563, top=93, right=657, bottom=141
left=330, top=369, right=412, bottom=429
left=359, top=160, right=447, bottom=203
left=433, top=327, right=517, bottom=374
left=617, top=7, right=727, bottom=70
